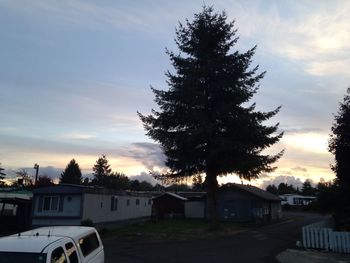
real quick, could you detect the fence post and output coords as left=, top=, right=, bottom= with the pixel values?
left=302, top=226, right=307, bottom=248
left=324, top=228, right=329, bottom=251
left=319, top=228, right=323, bottom=249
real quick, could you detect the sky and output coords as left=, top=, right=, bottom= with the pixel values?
left=1, top=0, right=349, bottom=188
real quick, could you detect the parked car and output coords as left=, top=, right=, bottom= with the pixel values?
left=0, top=226, right=104, bottom=263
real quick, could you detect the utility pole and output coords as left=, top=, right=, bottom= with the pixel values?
left=34, top=163, right=39, bottom=186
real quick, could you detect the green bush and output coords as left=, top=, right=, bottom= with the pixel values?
left=80, top=218, right=94, bottom=227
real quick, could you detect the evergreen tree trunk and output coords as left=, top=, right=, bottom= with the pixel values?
left=205, top=171, right=219, bottom=230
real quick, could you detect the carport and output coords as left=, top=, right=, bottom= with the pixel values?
left=0, top=192, right=32, bottom=231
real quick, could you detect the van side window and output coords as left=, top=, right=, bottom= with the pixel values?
left=51, top=247, right=67, bottom=263
left=65, top=242, right=79, bottom=263
left=79, top=233, right=100, bottom=257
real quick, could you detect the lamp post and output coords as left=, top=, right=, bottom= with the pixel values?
left=34, top=163, right=39, bottom=186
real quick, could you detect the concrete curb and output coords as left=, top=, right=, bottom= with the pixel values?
left=276, top=249, right=350, bottom=263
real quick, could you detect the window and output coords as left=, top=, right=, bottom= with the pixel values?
left=126, top=199, right=130, bottom=206
left=43, top=196, right=60, bottom=211
left=110, top=196, right=118, bottom=211
left=79, top=233, right=100, bottom=257
left=136, top=199, right=140, bottom=206
left=65, top=242, right=78, bottom=263
left=263, top=207, right=269, bottom=215
left=50, top=247, right=67, bottom=263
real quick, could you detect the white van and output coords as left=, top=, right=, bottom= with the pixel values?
left=0, top=226, right=104, bottom=263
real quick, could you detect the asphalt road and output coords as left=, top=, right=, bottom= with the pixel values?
left=103, top=212, right=328, bottom=263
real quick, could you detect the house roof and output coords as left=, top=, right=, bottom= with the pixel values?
left=0, top=191, right=33, bottom=204
left=33, top=185, right=86, bottom=194
left=152, top=192, right=187, bottom=201
left=280, top=194, right=316, bottom=199
left=177, top=192, right=206, bottom=200
left=221, top=183, right=281, bottom=201
left=33, top=184, right=154, bottom=197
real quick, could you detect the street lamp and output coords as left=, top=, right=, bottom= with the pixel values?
left=34, top=163, right=39, bottom=186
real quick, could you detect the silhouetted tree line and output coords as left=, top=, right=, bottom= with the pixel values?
left=266, top=179, right=317, bottom=196
left=0, top=157, right=201, bottom=192
left=57, top=155, right=159, bottom=191
left=56, top=155, right=199, bottom=192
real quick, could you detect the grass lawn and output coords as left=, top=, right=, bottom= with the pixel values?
left=103, top=219, right=246, bottom=242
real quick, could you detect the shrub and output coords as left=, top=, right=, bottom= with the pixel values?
left=80, top=218, right=94, bottom=227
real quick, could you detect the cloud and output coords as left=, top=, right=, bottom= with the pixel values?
left=282, top=127, right=323, bottom=134
left=129, top=172, right=159, bottom=185
left=282, top=132, right=329, bottom=155
left=261, top=175, right=304, bottom=189
left=291, top=166, right=307, bottom=172
left=0, top=132, right=167, bottom=177
left=222, top=1, right=350, bottom=78
left=305, top=59, right=350, bottom=76
left=121, top=142, right=166, bottom=171
left=2, top=166, right=62, bottom=180
left=0, top=0, right=194, bottom=35
left=60, top=133, right=96, bottom=140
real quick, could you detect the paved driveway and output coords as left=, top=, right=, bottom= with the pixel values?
left=103, top=212, right=328, bottom=263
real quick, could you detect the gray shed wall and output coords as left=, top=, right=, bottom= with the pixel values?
left=185, top=201, right=205, bottom=219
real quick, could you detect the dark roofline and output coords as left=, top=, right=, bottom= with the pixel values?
left=220, top=183, right=281, bottom=201
left=33, top=184, right=153, bottom=197
left=152, top=192, right=188, bottom=201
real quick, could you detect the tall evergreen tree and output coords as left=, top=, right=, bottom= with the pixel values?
left=138, top=7, right=283, bottom=229
left=329, top=88, right=350, bottom=227
left=37, top=175, right=54, bottom=187
left=329, top=88, right=350, bottom=190
left=60, top=159, right=82, bottom=185
left=301, top=180, right=316, bottom=196
left=266, top=184, right=278, bottom=195
left=105, top=172, right=130, bottom=189
left=0, top=163, right=5, bottom=181
left=92, top=155, right=112, bottom=186
left=277, top=182, right=296, bottom=195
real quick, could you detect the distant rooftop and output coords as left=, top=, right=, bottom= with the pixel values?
left=153, top=192, right=187, bottom=201
left=221, top=183, right=281, bottom=201
left=33, top=184, right=153, bottom=197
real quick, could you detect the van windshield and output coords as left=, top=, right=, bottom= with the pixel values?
left=0, top=252, right=46, bottom=263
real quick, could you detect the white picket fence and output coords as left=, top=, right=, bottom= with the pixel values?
left=302, top=219, right=350, bottom=253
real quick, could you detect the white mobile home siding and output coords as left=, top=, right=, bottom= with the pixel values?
left=32, top=218, right=81, bottom=226
left=82, top=193, right=152, bottom=223
left=32, top=195, right=82, bottom=218
left=32, top=194, right=82, bottom=226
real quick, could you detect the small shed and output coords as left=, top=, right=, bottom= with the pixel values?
left=180, top=192, right=206, bottom=219
left=181, top=184, right=282, bottom=223
left=152, top=192, right=187, bottom=219
left=219, top=183, right=282, bottom=222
